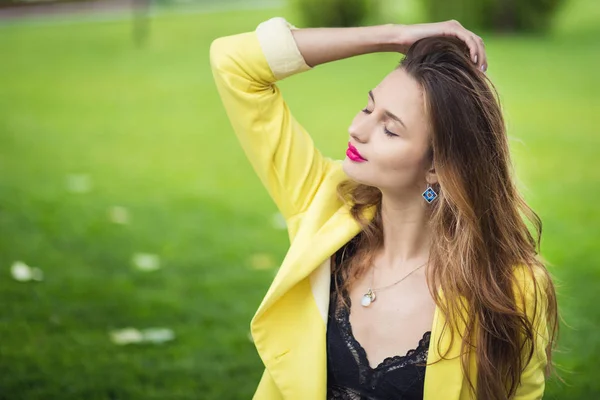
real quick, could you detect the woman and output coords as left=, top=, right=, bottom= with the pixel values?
left=210, top=16, right=558, bottom=400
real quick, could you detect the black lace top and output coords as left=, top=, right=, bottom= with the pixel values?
left=327, top=240, right=431, bottom=400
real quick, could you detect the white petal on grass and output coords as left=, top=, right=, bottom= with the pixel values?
left=11, top=261, right=32, bottom=282
left=142, top=328, right=175, bottom=344
left=249, top=253, right=276, bottom=270
left=108, top=206, right=130, bottom=224
left=132, top=253, right=160, bottom=271
left=271, top=212, right=287, bottom=230
left=66, top=174, right=92, bottom=193
left=10, top=261, right=43, bottom=282
left=109, top=327, right=175, bottom=345
left=110, top=328, right=144, bottom=345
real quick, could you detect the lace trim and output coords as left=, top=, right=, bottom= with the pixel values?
left=333, top=291, right=431, bottom=387
left=370, top=331, right=431, bottom=370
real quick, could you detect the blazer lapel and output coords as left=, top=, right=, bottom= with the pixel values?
left=254, top=203, right=374, bottom=321
left=250, top=204, right=373, bottom=398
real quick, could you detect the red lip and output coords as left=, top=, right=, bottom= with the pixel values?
left=347, top=142, right=367, bottom=161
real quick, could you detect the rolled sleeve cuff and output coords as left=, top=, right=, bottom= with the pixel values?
left=255, top=17, right=312, bottom=81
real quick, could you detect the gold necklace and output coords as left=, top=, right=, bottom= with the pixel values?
left=361, top=261, right=428, bottom=307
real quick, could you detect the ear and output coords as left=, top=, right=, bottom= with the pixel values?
left=426, top=163, right=438, bottom=186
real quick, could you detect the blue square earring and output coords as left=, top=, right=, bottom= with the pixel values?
left=422, top=183, right=438, bottom=203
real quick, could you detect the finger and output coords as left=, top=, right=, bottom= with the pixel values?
left=473, top=35, right=487, bottom=72
left=453, top=29, right=480, bottom=64
left=444, top=21, right=487, bottom=70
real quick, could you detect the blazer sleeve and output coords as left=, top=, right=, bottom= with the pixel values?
left=513, top=266, right=551, bottom=400
left=210, top=17, right=337, bottom=221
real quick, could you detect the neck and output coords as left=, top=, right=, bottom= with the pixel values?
left=375, top=191, right=432, bottom=273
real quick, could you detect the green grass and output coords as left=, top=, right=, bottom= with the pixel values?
left=0, top=1, right=598, bottom=398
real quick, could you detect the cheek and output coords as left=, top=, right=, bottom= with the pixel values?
left=377, top=141, right=423, bottom=170
left=372, top=141, right=429, bottom=184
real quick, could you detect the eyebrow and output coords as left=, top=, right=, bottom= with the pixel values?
left=368, top=90, right=406, bottom=129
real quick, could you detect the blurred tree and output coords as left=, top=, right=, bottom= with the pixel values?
left=133, top=0, right=150, bottom=47
left=422, top=0, right=567, bottom=33
left=293, top=0, right=378, bottom=27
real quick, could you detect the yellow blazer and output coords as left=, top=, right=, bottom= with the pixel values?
left=210, top=17, right=549, bottom=400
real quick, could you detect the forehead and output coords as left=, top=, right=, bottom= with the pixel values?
left=373, top=68, right=428, bottom=128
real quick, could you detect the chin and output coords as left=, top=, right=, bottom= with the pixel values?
left=341, top=157, right=354, bottom=177
left=342, top=158, right=371, bottom=186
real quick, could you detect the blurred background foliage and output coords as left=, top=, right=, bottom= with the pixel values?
left=421, top=0, right=568, bottom=33
left=292, top=0, right=372, bottom=28
left=0, top=0, right=598, bottom=399
left=290, top=0, right=568, bottom=32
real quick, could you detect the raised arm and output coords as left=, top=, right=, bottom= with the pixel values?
left=209, top=18, right=335, bottom=223
left=292, top=20, right=488, bottom=71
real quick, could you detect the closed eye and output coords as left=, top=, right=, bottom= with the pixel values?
left=361, top=108, right=398, bottom=137
left=384, top=127, right=398, bottom=137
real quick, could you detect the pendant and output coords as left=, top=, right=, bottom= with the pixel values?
left=361, top=288, right=376, bottom=307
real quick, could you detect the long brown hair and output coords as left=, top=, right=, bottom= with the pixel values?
left=332, top=36, right=559, bottom=399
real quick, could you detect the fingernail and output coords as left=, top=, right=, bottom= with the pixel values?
left=481, top=64, right=486, bottom=72
left=474, top=54, right=478, bottom=64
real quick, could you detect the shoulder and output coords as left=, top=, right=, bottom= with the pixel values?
left=511, top=264, right=550, bottom=295
left=511, top=263, right=552, bottom=322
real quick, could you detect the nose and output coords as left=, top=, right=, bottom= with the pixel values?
left=348, top=115, right=372, bottom=144
left=349, top=130, right=364, bottom=144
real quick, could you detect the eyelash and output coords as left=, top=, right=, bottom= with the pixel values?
left=361, top=108, right=397, bottom=137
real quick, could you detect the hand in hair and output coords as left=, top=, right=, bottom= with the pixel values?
left=394, top=20, right=487, bottom=71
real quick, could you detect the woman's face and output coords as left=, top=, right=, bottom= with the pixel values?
left=342, top=68, right=434, bottom=197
